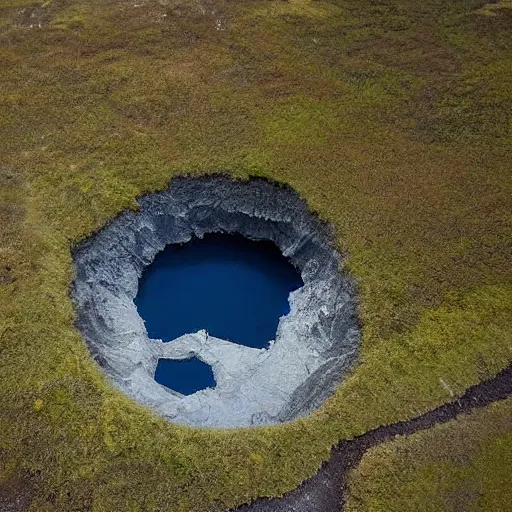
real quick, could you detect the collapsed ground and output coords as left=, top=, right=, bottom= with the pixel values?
left=0, top=0, right=511, bottom=511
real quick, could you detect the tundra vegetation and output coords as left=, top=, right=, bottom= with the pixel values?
left=346, top=398, right=512, bottom=511
left=0, top=0, right=511, bottom=510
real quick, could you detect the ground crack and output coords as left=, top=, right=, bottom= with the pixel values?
left=232, top=366, right=512, bottom=512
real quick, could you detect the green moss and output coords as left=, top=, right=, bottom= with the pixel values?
left=477, top=1, right=512, bottom=17
left=50, top=5, right=87, bottom=30
left=0, top=0, right=511, bottom=510
left=252, top=0, right=344, bottom=20
left=0, top=0, right=42, bottom=7
left=346, top=398, right=512, bottom=512
left=262, top=95, right=339, bottom=146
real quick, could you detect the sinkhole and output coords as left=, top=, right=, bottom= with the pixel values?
left=72, top=175, right=361, bottom=427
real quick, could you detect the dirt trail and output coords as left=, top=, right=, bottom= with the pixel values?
left=234, top=366, right=512, bottom=512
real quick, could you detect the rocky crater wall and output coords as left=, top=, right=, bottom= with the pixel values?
left=72, top=176, right=360, bottom=427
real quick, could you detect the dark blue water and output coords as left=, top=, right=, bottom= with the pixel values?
left=135, top=233, right=303, bottom=349
left=155, top=357, right=216, bottom=395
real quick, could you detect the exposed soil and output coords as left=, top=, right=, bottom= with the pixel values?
left=0, top=478, right=33, bottom=512
left=235, top=366, right=512, bottom=512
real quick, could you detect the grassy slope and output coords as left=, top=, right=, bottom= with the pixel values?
left=0, top=0, right=511, bottom=510
left=346, top=397, right=512, bottom=512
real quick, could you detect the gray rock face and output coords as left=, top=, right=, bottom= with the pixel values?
left=72, top=176, right=360, bottom=428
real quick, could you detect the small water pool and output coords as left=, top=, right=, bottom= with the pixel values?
left=135, top=233, right=303, bottom=349
left=154, top=357, right=216, bottom=395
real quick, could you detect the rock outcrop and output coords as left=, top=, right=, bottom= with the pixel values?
left=72, top=176, right=360, bottom=427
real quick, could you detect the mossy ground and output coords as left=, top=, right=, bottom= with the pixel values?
left=346, top=398, right=512, bottom=511
left=0, top=0, right=511, bottom=510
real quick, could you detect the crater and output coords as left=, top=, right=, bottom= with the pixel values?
left=72, top=175, right=360, bottom=427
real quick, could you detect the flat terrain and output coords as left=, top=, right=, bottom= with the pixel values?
left=0, top=0, right=511, bottom=510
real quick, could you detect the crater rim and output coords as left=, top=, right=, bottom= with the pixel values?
left=72, top=174, right=361, bottom=428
